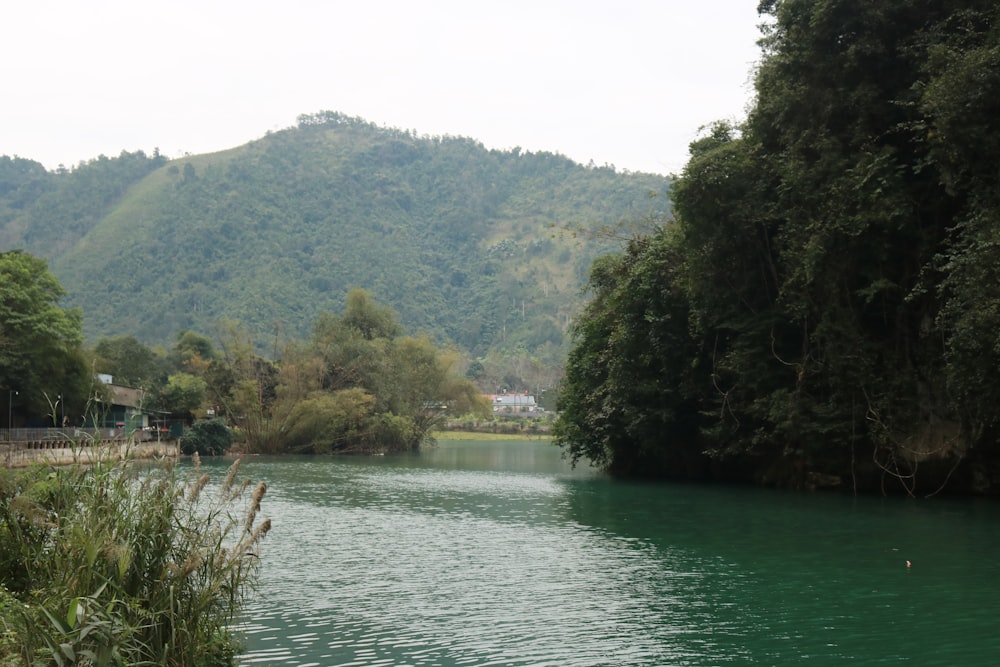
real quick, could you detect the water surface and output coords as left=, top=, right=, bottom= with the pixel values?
left=204, top=441, right=1000, bottom=666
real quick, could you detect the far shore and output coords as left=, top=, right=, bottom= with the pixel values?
left=430, top=430, right=553, bottom=442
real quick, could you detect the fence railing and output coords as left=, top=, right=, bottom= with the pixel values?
left=0, top=427, right=174, bottom=445
left=1, top=431, right=181, bottom=468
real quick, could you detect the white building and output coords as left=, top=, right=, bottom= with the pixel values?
left=490, top=393, right=541, bottom=414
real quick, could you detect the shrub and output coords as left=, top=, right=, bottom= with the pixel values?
left=181, top=418, right=233, bottom=455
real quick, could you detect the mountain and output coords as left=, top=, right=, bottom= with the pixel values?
left=0, top=111, right=671, bottom=385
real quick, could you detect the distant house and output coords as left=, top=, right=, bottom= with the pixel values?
left=489, top=393, right=541, bottom=414
left=93, top=375, right=159, bottom=435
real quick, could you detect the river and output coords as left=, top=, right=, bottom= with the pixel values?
left=197, top=440, right=1000, bottom=666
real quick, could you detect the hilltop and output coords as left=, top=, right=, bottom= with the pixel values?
left=0, top=111, right=671, bottom=388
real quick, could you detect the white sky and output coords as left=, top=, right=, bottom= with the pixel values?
left=1, top=1, right=763, bottom=176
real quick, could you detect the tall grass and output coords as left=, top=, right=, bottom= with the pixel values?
left=0, top=451, right=269, bottom=666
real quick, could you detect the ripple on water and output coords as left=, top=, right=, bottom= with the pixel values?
left=231, top=450, right=1000, bottom=666
left=240, top=469, right=709, bottom=666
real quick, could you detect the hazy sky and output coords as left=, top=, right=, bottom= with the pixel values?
left=1, top=1, right=763, bottom=176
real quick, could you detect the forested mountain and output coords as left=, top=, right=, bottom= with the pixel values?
left=555, top=0, right=1000, bottom=495
left=0, top=112, right=670, bottom=388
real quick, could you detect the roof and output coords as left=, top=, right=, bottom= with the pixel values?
left=491, top=394, right=537, bottom=406
left=108, top=384, right=144, bottom=409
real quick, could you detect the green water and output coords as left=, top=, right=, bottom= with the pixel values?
left=214, top=441, right=1000, bottom=666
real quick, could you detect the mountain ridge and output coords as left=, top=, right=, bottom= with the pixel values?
left=1, top=111, right=672, bottom=385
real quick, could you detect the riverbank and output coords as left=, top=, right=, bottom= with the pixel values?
left=431, top=430, right=553, bottom=442
left=1, top=441, right=179, bottom=468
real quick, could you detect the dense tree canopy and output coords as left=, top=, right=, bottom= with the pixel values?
left=0, top=250, right=89, bottom=422
left=553, top=232, right=706, bottom=476
left=183, top=290, right=489, bottom=454
left=0, top=247, right=484, bottom=452
left=93, top=335, right=169, bottom=387
left=556, top=0, right=1000, bottom=495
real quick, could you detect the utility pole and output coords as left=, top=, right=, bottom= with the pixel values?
left=7, top=389, right=17, bottom=430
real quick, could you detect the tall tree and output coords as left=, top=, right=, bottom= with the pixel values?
left=93, top=335, right=169, bottom=387
left=0, top=250, right=89, bottom=420
left=918, top=3, right=1000, bottom=451
left=555, top=229, right=706, bottom=476
left=341, top=288, right=402, bottom=341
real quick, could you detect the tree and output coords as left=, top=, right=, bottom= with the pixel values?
left=341, top=288, right=401, bottom=341
left=382, top=336, right=486, bottom=446
left=556, top=0, right=1000, bottom=493
left=310, top=299, right=485, bottom=450
left=172, top=330, right=219, bottom=374
left=554, top=230, right=706, bottom=476
left=281, top=388, right=377, bottom=453
left=211, top=292, right=487, bottom=454
left=670, top=124, right=791, bottom=458
left=917, top=4, right=1000, bottom=451
left=212, top=321, right=282, bottom=453
left=311, top=311, right=384, bottom=392
left=465, top=359, right=486, bottom=381
left=156, top=372, right=208, bottom=419
left=0, top=250, right=88, bottom=419
left=180, top=418, right=233, bottom=455
left=93, top=335, right=169, bottom=387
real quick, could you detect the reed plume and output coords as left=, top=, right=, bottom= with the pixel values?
left=241, top=518, right=272, bottom=557
left=220, top=459, right=241, bottom=496
left=188, top=473, right=211, bottom=502
left=245, top=481, right=267, bottom=533
left=0, top=454, right=272, bottom=666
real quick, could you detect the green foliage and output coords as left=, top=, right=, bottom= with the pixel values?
left=206, top=294, right=485, bottom=454
left=157, top=372, right=208, bottom=417
left=172, top=330, right=220, bottom=370
left=93, top=335, right=170, bottom=388
left=341, top=288, right=402, bottom=341
left=0, top=117, right=671, bottom=385
left=0, top=585, right=19, bottom=666
left=556, top=0, right=1000, bottom=494
left=181, top=418, right=233, bottom=455
left=281, top=388, right=377, bottom=453
left=917, top=5, right=1000, bottom=444
left=0, top=151, right=166, bottom=262
left=0, top=250, right=91, bottom=421
left=0, top=456, right=269, bottom=666
left=555, top=230, right=707, bottom=476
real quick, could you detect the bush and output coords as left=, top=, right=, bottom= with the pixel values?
left=181, top=418, right=233, bottom=455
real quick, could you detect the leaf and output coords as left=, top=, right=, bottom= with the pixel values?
left=60, top=642, right=76, bottom=661
left=42, top=606, right=68, bottom=633
left=67, top=598, right=82, bottom=629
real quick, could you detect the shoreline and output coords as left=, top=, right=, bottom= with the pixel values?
left=1, top=441, right=179, bottom=468
left=430, top=430, right=553, bottom=442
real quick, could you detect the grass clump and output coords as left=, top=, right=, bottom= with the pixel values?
left=0, top=452, right=269, bottom=666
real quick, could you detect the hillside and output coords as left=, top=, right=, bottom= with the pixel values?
left=0, top=112, right=671, bottom=386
